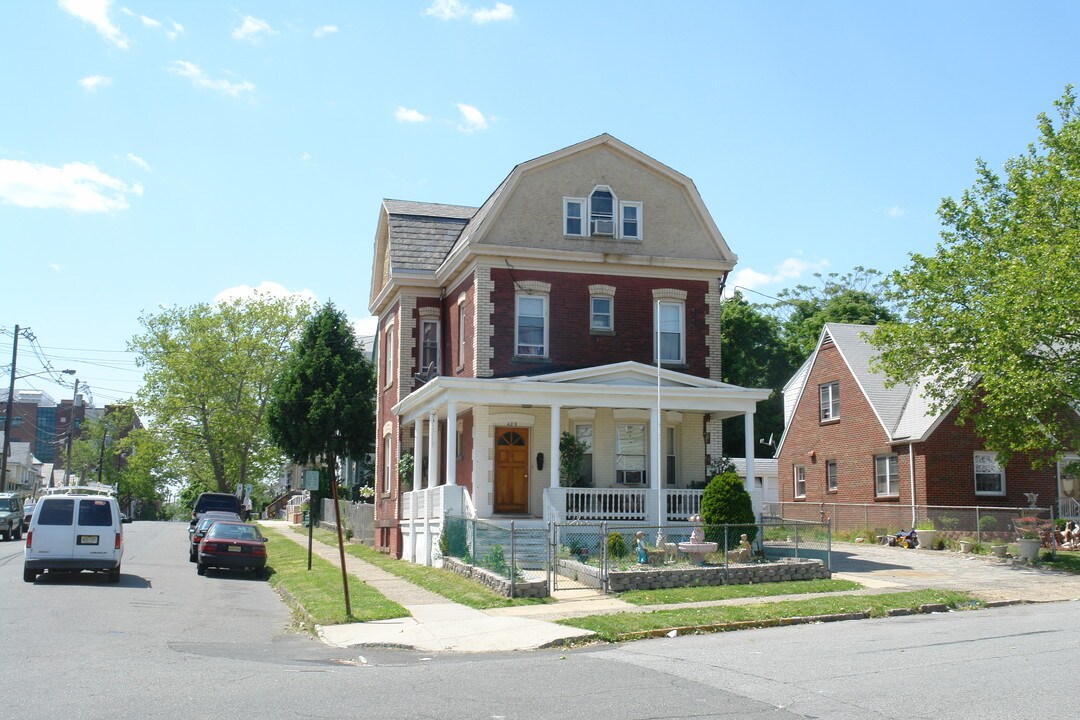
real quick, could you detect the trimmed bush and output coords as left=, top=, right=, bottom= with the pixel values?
left=607, top=531, right=628, bottom=558
left=700, top=470, right=757, bottom=549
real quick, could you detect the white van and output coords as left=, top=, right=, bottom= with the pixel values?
left=24, top=493, right=124, bottom=583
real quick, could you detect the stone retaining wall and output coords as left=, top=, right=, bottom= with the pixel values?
left=442, top=557, right=548, bottom=598
left=607, top=558, right=829, bottom=593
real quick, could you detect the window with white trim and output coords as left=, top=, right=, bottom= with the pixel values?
left=420, top=319, right=439, bottom=376
left=819, top=382, right=840, bottom=421
left=826, top=460, right=838, bottom=491
left=563, top=198, right=585, bottom=236
left=575, top=424, right=593, bottom=486
left=382, top=436, right=392, bottom=494
left=620, top=201, right=642, bottom=239
left=384, top=325, right=395, bottom=386
left=974, top=451, right=1005, bottom=495
left=589, top=187, right=616, bottom=236
left=616, top=423, right=646, bottom=485
left=656, top=301, right=684, bottom=363
left=457, top=303, right=466, bottom=369
left=794, top=464, right=806, bottom=498
left=665, top=426, right=677, bottom=485
left=515, top=293, right=548, bottom=357
left=875, top=454, right=899, bottom=497
left=590, top=295, right=612, bottom=331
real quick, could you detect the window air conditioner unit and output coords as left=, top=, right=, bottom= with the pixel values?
left=592, top=219, right=614, bottom=236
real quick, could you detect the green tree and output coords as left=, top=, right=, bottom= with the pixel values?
left=720, top=292, right=792, bottom=458
left=774, top=266, right=897, bottom=363
left=872, top=87, right=1080, bottom=464
left=266, top=301, right=376, bottom=498
left=700, top=470, right=757, bottom=548
left=130, top=292, right=313, bottom=493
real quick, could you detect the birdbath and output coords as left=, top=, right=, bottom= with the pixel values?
left=678, top=515, right=718, bottom=565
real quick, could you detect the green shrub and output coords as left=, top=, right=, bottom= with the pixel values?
left=440, top=516, right=469, bottom=558
left=978, top=515, right=997, bottom=532
left=936, top=515, right=958, bottom=531
left=607, top=531, right=628, bottom=558
left=700, top=471, right=756, bottom=548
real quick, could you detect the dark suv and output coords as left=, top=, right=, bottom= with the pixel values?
left=190, top=492, right=243, bottom=529
left=0, top=493, right=24, bottom=541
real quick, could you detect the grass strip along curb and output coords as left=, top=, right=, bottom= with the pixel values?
left=617, top=578, right=861, bottom=605
left=260, top=524, right=408, bottom=627
left=292, top=524, right=550, bottom=610
left=557, top=589, right=982, bottom=642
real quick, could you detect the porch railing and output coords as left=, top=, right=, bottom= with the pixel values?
left=563, top=487, right=648, bottom=521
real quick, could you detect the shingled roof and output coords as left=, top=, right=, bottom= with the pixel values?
left=383, top=199, right=477, bottom=274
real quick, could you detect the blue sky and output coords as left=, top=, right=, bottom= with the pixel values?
left=3, top=0, right=1079, bottom=410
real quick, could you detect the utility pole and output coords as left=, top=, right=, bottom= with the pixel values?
left=64, top=379, right=80, bottom=486
left=1, top=324, right=21, bottom=493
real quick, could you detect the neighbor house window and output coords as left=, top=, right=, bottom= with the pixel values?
left=819, top=382, right=840, bottom=421
left=382, top=436, right=392, bottom=494
left=656, top=301, right=685, bottom=363
left=457, top=303, right=466, bottom=369
left=420, top=319, right=439, bottom=376
left=875, top=454, right=899, bottom=497
left=794, top=465, right=806, bottom=498
left=575, top=424, right=593, bottom=486
left=563, top=198, right=585, bottom=236
left=589, top=187, right=616, bottom=236
left=665, top=426, right=677, bottom=485
left=384, top=325, right=395, bottom=386
left=974, top=451, right=1005, bottom=495
left=515, top=294, right=548, bottom=357
left=616, top=424, right=646, bottom=485
left=826, top=460, right=838, bottom=491
left=591, top=296, right=613, bottom=331
left=620, top=201, right=642, bottom=239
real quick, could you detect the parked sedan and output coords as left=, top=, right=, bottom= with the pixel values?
left=196, top=522, right=267, bottom=578
left=188, top=512, right=241, bottom=562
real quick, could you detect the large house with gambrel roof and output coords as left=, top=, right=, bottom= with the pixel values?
left=368, top=134, right=769, bottom=561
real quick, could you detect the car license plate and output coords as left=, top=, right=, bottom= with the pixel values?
left=78, top=535, right=99, bottom=545
left=228, top=545, right=241, bottom=552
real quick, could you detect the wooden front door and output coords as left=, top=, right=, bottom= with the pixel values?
left=494, top=428, right=529, bottom=514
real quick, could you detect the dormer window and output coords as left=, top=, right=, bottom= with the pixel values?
left=590, top=187, right=615, bottom=236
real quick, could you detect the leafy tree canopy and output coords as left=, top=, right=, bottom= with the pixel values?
left=872, top=87, right=1080, bottom=464
left=130, top=292, right=313, bottom=493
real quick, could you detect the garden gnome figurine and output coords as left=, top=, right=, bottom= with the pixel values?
left=635, top=531, right=648, bottom=564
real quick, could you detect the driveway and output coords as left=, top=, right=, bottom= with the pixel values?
left=831, top=542, right=1080, bottom=602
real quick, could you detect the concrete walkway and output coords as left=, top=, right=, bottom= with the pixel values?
left=263, top=521, right=1080, bottom=653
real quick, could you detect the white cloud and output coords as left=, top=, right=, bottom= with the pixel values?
left=214, top=281, right=317, bottom=306
left=313, top=24, right=338, bottom=37
left=300, top=152, right=311, bottom=163
left=424, top=0, right=513, bottom=23
left=231, top=15, right=275, bottom=43
left=395, top=106, right=429, bottom=123
left=354, top=316, right=378, bottom=340
left=138, top=14, right=160, bottom=27
left=0, top=158, right=140, bottom=212
left=456, top=103, right=488, bottom=132
left=729, top=257, right=830, bottom=294
left=166, top=20, right=184, bottom=40
left=472, top=2, right=514, bottom=23
left=48, top=263, right=63, bottom=272
left=60, top=0, right=130, bottom=49
left=79, top=75, right=112, bottom=91
left=167, top=61, right=255, bottom=97
left=126, top=153, right=151, bottom=172
left=886, top=205, right=905, bottom=218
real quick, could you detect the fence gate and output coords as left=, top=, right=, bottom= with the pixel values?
left=550, top=522, right=607, bottom=593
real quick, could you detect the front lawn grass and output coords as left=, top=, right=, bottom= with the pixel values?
left=290, top=524, right=549, bottom=610
left=260, top=525, right=408, bottom=626
left=557, top=589, right=982, bottom=642
left=1038, top=549, right=1080, bottom=573
left=617, top=578, right=861, bottom=606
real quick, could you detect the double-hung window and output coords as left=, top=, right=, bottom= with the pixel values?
left=657, top=301, right=684, bottom=364
left=665, top=426, right=677, bottom=485
left=794, top=465, right=806, bottom=498
left=589, top=187, right=615, bottom=236
left=591, top=296, right=612, bottom=331
left=515, top=294, right=548, bottom=357
left=384, top=324, right=395, bottom=387
left=826, top=460, right=838, bottom=491
left=575, top=424, right=593, bottom=486
left=620, top=202, right=642, bottom=239
left=563, top=198, right=585, bottom=236
left=457, top=303, right=466, bottom=369
left=382, top=436, right=392, bottom=494
left=616, top=424, right=646, bottom=485
left=974, top=451, right=1005, bottom=495
left=875, top=454, right=899, bottom=497
left=819, top=382, right=840, bottom=421
left=420, top=319, right=439, bottom=376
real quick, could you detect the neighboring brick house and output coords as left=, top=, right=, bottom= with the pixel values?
left=775, top=323, right=1068, bottom=529
left=368, top=134, right=769, bottom=561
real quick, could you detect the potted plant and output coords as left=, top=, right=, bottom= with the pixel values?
left=915, top=519, right=936, bottom=549
left=1014, top=516, right=1043, bottom=561
left=958, top=538, right=974, bottom=553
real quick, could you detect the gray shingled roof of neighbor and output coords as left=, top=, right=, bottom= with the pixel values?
left=383, top=199, right=477, bottom=274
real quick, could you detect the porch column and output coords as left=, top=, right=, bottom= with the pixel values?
left=427, top=411, right=438, bottom=489
left=446, top=401, right=458, bottom=486
left=744, top=411, right=759, bottom=518
left=412, top=421, right=423, bottom=491
left=549, top=404, right=561, bottom=488
left=650, top=405, right=662, bottom=526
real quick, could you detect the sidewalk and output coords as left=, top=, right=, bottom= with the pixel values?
left=263, top=522, right=1080, bottom=653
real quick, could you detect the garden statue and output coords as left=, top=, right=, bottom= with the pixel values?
left=634, top=531, right=648, bottom=564
left=731, top=533, right=752, bottom=563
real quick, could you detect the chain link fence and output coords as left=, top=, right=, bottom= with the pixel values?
left=441, top=515, right=549, bottom=589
